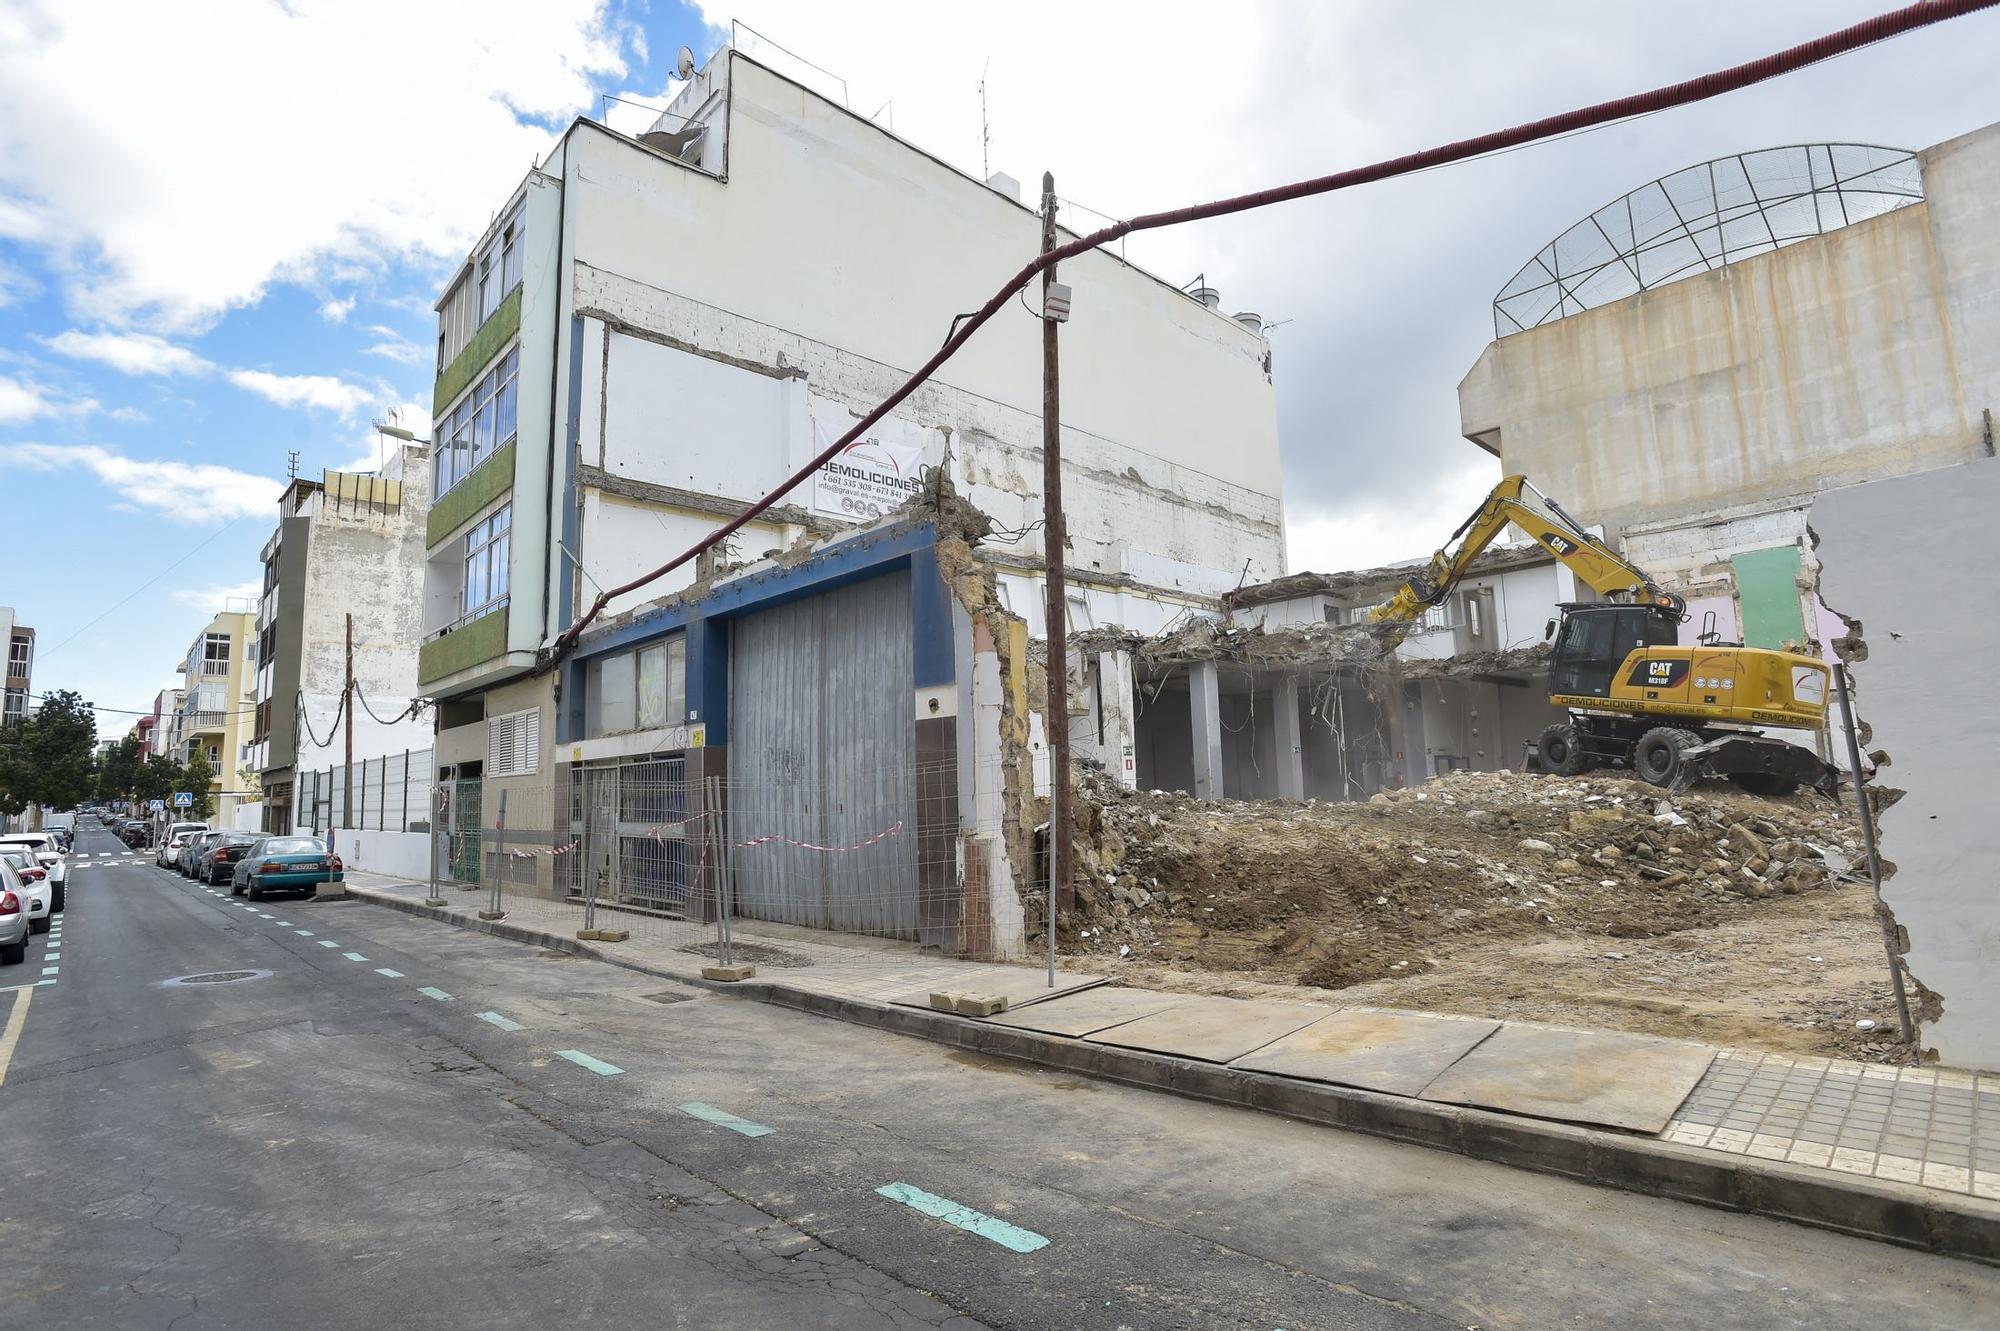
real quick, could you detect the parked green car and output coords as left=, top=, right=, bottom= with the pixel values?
left=228, top=836, right=344, bottom=899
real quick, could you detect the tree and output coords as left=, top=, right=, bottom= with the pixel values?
left=136, top=754, right=184, bottom=806
left=182, top=749, right=215, bottom=820
left=0, top=690, right=96, bottom=813
left=99, top=735, right=142, bottom=803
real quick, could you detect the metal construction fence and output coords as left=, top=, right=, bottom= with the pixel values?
left=298, top=749, right=435, bottom=835
left=415, top=756, right=1050, bottom=977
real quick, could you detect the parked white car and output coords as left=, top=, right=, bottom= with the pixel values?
left=155, top=822, right=209, bottom=869
left=0, top=832, right=68, bottom=913
left=0, top=858, right=30, bottom=965
left=0, top=850, right=50, bottom=933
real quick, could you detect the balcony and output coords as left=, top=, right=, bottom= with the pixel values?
left=418, top=603, right=510, bottom=689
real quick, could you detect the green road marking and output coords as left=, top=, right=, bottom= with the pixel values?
left=555, top=1049, right=623, bottom=1076
left=418, top=986, right=452, bottom=1002
left=342, top=952, right=367, bottom=962
left=678, top=1102, right=774, bottom=1137
left=317, top=940, right=339, bottom=948
left=375, top=968, right=404, bottom=978
left=476, top=1011, right=523, bottom=1032
left=874, top=1183, right=1050, bottom=1253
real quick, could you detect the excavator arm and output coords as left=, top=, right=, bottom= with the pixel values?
left=1370, top=475, right=1683, bottom=647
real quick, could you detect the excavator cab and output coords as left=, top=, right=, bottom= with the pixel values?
left=1547, top=604, right=1680, bottom=700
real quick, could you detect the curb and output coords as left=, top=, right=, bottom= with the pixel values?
left=347, top=885, right=2000, bottom=1265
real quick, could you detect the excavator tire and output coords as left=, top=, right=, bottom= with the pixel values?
left=1634, top=726, right=1701, bottom=787
left=1536, top=722, right=1589, bottom=777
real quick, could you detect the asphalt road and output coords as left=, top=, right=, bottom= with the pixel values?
left=2, top=820, right=1995, bottom=1330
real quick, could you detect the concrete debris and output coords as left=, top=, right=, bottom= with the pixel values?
left=1058, top=766, right=1889, bottom=1059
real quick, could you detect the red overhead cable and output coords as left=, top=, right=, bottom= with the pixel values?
left=552, top=0, right=1996, bottom=659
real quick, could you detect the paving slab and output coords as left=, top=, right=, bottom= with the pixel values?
left=978, top=986, right=1188, bottom=1038
left=884, top=969, right=1107, bottom=1012
left=1419, top=1022, right=1717, bottom=1133
left=1232, top=1008, right=1501, bottom=1096
left=1083, top=996, right=1328, bottom=1064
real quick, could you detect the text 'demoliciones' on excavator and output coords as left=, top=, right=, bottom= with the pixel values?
left=1371, top=475, right=1837, bottom=797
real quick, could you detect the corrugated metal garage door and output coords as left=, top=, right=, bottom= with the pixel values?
left=729, top=568, right=917, bottom=936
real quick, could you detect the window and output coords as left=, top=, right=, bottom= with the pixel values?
left=476, top=207, right=523, bottom=324
left=636, top=639, right=686, bottom=730
left=433, top=347, right=520, bottom=498
left=1065, top=593, right=1092, bottom=631
left=586, top=637, right=688, bottom=737
left=202, top=632, right=230, bottom=675
left=7, top=637, right=28, bottom=671
left=487, top=707, right=540, bottom=778
left=460, top=504, right=511, bottom=621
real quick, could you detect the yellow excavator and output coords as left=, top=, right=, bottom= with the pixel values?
left=1371, top=475, right=1836, bottom=796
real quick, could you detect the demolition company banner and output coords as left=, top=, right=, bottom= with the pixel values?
left=810, top=400, right=934, bottom=521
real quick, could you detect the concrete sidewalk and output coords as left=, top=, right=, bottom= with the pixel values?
left=341, top=868, right=2000, bottom=1262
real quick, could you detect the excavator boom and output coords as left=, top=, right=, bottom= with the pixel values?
left=1370, top=475, right=1682, bottom=647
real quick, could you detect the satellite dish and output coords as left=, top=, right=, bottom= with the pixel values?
left=675, top=46, right=696, bottom=80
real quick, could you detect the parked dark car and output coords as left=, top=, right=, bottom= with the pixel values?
left=229, top=837, right=344, bottom=900
left=197, top=832, right=264, bottom=885
left=120, top=821, right=150, bottom=848
left=177, top=830, right=224, bottom=877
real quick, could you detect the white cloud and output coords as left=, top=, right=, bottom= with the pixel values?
left=0, top=376, right=51, bottom=423
left=42, top=329, right=213, bottom=376
left=1284, top=462, right=1502, bottom=575
left=171, top=579, right=262, bottom=609
left=0, top=374, right=100, bottom=423
left=319, top=296, right=355, bottom=323
left=0, top=442, right=281, bottom=521
left=362, top=338, right=429, bottom=367
left=0, top=0, right=626, bottom=329
left=225, top=369, right=374, bottom=416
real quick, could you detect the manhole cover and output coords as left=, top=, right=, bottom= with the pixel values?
left=162, top=968, right=272, bottom=987
left=677, top=940, right=815, bottom=969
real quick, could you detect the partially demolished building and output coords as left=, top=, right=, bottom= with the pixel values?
left=1061, top=542, right=1571, bottom=804
left=1456, top=124, right=2000, bottom=1069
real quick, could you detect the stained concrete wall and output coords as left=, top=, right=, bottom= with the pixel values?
left=1813, top=456, right=2000, bottom=1072
left=562, top=53, right=1284, bottom=628
left=1460, top=121, right=2000, bottom=532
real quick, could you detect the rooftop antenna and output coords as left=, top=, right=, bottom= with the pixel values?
left=286, top=450, right=299, bottom=482
left=676, top=45, right=696, bottom=81
left=979, top=57, right=991, bottom=180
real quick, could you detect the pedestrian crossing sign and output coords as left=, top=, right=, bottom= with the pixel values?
left=173, top=792, right=193, bottom=808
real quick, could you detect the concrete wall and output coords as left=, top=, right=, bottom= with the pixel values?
left=1813, top=456, right=2000, bottom=1072
left=336, top=828, right=432, bottom=882
left=294, top=453, right=433, bottom=775
left=562, top=54, right=1284, bottom=633
left=1461, top=121, right=2000, bottom=533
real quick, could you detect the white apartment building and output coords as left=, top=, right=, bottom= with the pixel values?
left=417, top=43, right=1283, bottom=842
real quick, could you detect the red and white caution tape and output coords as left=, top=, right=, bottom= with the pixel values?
left=733, top=820, right=903, bottom=854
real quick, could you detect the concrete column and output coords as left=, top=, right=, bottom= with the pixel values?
left=1190, top=660, right=1224, bottom=801
left=1274, top=672, right=1305, bottom=801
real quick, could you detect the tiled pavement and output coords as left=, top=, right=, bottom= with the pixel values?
left=1666, top=1050, right=2000, bottom=1198
left=345, top=870, right=1993, bottom=1203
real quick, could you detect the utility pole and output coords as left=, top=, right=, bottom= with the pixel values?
left=1040, top=171, right=1068, bottom=989
left=342, top=613, right=354, bottom=839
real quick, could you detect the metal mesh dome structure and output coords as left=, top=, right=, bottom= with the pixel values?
left=1493, top=143, right=1923, bottom=336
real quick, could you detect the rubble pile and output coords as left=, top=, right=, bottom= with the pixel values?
left=1066, top=768, right=1861, bottom=991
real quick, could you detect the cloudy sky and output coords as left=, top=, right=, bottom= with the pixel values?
left=1, top=0, right=1995, bottom=737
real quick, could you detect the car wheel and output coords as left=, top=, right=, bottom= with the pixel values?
left=51, top=888, right=63, bottom=913
left=0, top=938, right=22, bottom=966
left=246, top=881, right=261, bottom=901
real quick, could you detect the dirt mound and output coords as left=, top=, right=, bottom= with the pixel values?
left=1061, top=768, right=1880, bottom=1055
